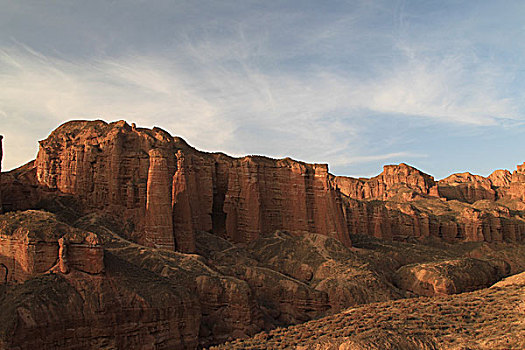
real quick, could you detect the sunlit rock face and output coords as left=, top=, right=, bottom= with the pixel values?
left=0, top=210, right=104, bottom=282
left=1, top=119, right=520, bottom=250
left=33, top=120, right=351, bottom=252
left=0, top=135, right=3, bottom=214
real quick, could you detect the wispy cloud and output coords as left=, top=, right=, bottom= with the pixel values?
left=0, top=34, right=521, bottom=173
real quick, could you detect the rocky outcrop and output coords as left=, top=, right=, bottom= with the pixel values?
left=221, top=157, right=349, bottom=246
left=4, top=119, right=525, bottom=252
left=393, top=258, right=502, bottom=296
left=33, top=120, right=351, bottom=252
left=435, top=172, right=496, bottom=203
left=0, top=255, right=200, bottom=350
left=0, top=211, right=104, bottom=282
left=216, top=278, right=525, bottom=350
left=0, top=135, right=2, bottom=214
left=145, top=148, right=176, bottom=250
left=334, top=162, right=525, bottom=243
left=335, top=163, right=435, bottom=200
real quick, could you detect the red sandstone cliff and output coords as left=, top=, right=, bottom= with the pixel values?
left=1, top=120, right=525, bottom=349
left=0, top=119, right=523, bottom=251
left=335, top=163, right=436, bottom=200
left=334, top=163, right=525, bottom=243
left=32, top=120, right=350, bottom=252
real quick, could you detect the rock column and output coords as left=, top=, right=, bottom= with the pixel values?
left=144, top=149, right=175, bottom=250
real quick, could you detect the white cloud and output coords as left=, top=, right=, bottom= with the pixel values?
left=0, top=39, right=521, bottom=172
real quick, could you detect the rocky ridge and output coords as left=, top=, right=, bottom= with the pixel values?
left=12, top=119, right=525, bottom=252
left=213, top=273, right=525, bottom=350
left=0, top=120, right=524, bottom=349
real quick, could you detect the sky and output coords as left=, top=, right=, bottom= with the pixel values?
left=1, top=0, right=525, bottom=179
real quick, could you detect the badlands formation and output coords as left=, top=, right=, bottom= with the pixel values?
left=0, top=120, right=524, bottom=349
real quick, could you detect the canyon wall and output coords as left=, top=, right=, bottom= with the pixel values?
left=334, top=163, right=525, bottom=243
left=0, top=120, right=522, bottom=251
left=33, top=120, right=350, bottom=252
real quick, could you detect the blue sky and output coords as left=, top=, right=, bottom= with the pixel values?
left=1, top=0, right=525, bottom=178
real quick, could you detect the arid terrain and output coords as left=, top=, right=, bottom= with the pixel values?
left=0, top=120, right=524, bottom=349
left=212, top=271, right=525, bottom=350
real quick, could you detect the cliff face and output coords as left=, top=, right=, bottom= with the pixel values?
left=33, top=120, right=350, bottom=252
left=333, top=160, right=525, bottom=243
left=335, top=163, right=436, bottom=200
left=4, top=119, right=520, bottom=247
left=0, top=210, right=104, bottom=282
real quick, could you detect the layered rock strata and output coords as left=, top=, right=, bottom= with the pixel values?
left=334, top=163, right=525, bottom=243
left=0, top=256, right=200, bottom=350
left=393, top=258, right=502, bottom=296
left=3, top=119, right=525, bottom=252
left=0, top=211, right=103, bottom=282
left=33, top=120, right=350, bottom=252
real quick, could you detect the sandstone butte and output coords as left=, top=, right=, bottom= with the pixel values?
left=0, top=119, right=524, bottom=349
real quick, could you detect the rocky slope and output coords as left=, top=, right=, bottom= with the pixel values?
left=214, top=274, right=525, bottom=350
left=4, top=120, right=524, bottom=253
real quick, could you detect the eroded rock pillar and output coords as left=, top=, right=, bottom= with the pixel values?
left=145, top=149, right=175, bottom=250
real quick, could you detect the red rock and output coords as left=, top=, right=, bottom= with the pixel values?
left=4, top=119, right=525, bottom=250
left=0, top=210, right=104, bottom=282
left=394, top=258, right=502, bottom=296
left=335, top=163, right=435, bottom=200
left=222, top=157, right=350, bottom=246
left=436, top=172, right=496, bottom=203
left=32, top=120, right=352, bottom=252
left=0, top=259, right=200, bottom=350
left=145, top=148, right=176, bottom=250
left=488, top=169, right=512, bottom=188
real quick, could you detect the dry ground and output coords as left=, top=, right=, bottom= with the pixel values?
left=212, top=273, right=525, bottom=350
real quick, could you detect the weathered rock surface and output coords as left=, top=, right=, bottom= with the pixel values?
left=394, top=258, right=502, bottom=296
left=31, top=120, right=350, bottom=252
left=1, top=120, right=523, bottom=249
left=335, top=164, right=525, bottom=243
left=0, top=210, right=201, bottom=350
left=1, top=120, right=525, bottom=349
left=0, top=210, right=103, bottom=282
left=491, top=270, right=525, bottom=288
left=216, top=278, right=525, bottom=350
left=0, top=135, right=2, bottom=214
left=335, top=163, right=436, bottom=200
left=244, top=231, right=401, bottom=312
left=0, top=256, right=200, bottom=350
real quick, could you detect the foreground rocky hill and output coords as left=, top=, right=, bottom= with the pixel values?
left=214, top=271, right=525, bottom=350
left=0, top=120, right=524, bottom=349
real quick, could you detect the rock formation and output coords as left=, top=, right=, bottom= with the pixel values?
left=1, top=119, right=525, bottom=350
left=394, top=258, right=502, bottom=296
left=216, top=275, right=525, bottom=350
left=334, top=163, right=436, bottom=200
left=33, top=120, right=351, bottom=252
left=0, top=210, right=104, bottom=282
left=334, top=163, right=525, bottom=243
left=0, top=119, right=522, bottom=254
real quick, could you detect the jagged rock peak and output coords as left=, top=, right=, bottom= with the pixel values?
left=40, top=119, right=180, bottom=148
left=381, top=162, right=434, bottom=180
